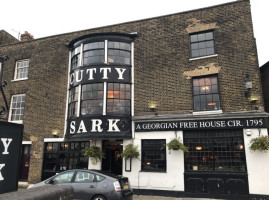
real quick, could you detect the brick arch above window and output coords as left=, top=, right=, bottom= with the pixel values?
left=183, top=63, right=222, bottom=79
left=185, top=18, right=219, bottom=33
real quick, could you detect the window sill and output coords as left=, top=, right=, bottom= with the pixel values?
left=11, top=78, right=28, bottom=82
left=192, top=110, right=223, bottom=116
left=8, top=120, right=23, bottom=124
left=140, top=170, right=167, bottom=173
left=44, top=138, right=65, bottom=142
left=189, top=54, right=218, bottom=61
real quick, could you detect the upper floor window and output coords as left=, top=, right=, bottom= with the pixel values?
left=193, top=75, right=220, bottom=111
left=71, top=46, right=81, bottom=71
left=107, top=83, right=131, bottom=115
left=190, top=31, right=215, bottom=58
left=81, top=83, right=104, bottom=116
left=108, top=41, right=131, bottom=65
left=70, top=40, right=131, bottom=70
left=14, top=59, right=29, bottom=80
left=68, top=86, right=79, bottom=118
left=83, top=42, right=105, bottom=65
left=9, top=94, right=25, bottom=123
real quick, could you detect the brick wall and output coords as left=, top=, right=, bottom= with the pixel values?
left=0, top=0, right=264, bottom=182
left=0, top=30, right=19, bottom=45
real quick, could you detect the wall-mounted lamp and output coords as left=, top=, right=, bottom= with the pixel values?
left=250, top=97, right=258, bottom=104
left=245, top=74, right=252, bottom=98
left=52, top=130, right=58, bottom=138
left=149, top=103, right=157, bottom=114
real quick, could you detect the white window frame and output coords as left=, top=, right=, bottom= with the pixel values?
left=8, top=94, right=26, bottom=124
left=13, top=59, right=29, bottom=81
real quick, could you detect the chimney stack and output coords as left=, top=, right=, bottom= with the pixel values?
left=20, top=31, right=34, bottom=41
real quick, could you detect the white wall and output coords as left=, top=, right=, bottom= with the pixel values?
left=88, top=140, right=102, bottom=170
left=244, top=128, right=269, bottom=195
left=123, top=131, right=185, bottom=191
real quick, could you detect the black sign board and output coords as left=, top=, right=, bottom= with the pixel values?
left=135, top=117, right=269, bottom=132
left=66, top=116, right=132, bottom=139
left=70, top=66, right=131, bottom=88
left=0, top=121, right=23, bottom=194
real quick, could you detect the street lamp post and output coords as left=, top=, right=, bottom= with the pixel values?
left=0, top=55, right=9, bottom=119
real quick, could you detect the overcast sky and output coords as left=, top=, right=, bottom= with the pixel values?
left=0, top=0, right=268, bottom=66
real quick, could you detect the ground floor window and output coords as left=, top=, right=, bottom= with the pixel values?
left=184, top=129, right=246, bottom=172
left=141, top=139, right=166, bottom=172
left=43, top=141, right=89, bottom=179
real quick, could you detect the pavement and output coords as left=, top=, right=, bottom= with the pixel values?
left=133, top=195, right=223, bottom=200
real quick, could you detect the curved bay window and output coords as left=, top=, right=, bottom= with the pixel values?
left=83, top=42, right=105, bottom=65
left=107, top=83, right=131, bottom=115
left=66, top=33, right=135, bottom=138
left=71, top=46, right=80, bottom=71
left=68, top=86, right=79, bottom=118
left=108, top=41, right=131, bottom=65
left=81, top=83, right=104, bottom=115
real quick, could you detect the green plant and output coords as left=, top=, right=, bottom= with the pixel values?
left=120, top=143, right=140, bottom=159
left=82, top=145, right=105, bottom=162
left=165, top=138, right=189, bottom=153
left=250, top=135, right=269, bottom=152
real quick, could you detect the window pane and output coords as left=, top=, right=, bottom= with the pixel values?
left=199, top=48, right=207, bottom=57
left=191, top=43, right=198, bottom=50
left=190, top=35, right=198, bottom=42
left=207, top=47, right=215, bottom=55
left=193, top=86, right=200, bottom=95
left=205, top=32, right=213, bottom=40
left=206, top=41, right=214, bottom=48
left=198, top=42, right=206, bottom=49
left=211, top=77, right=217, bottom=84
left=198, top=33, right=206, bottom=41
left=191, top=50, right=199, bottom=58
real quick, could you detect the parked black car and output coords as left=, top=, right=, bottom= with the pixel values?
left=28, top=169, right=133, bottom=200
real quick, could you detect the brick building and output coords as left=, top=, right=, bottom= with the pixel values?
left=1, top=0, right=269, bottom=199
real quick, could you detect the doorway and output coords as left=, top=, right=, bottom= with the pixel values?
left=102, top=140, right=123, bottom=175
left=19, top=144, right=31, bottom=181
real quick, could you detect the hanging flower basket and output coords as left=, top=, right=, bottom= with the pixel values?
left=120, top=144, right=140, bottom=159
left=82, top=145, right=105, bottom=163
left=249, top=135, right=269, bottom=152
left=165, top=138, right=189, bottom=153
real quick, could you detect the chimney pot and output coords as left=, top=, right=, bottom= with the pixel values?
left=20, top=31, right=34, bottom=41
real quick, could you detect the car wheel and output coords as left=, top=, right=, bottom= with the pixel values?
left=92, top=195, right=106, bottom=200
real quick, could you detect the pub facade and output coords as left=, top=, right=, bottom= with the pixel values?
left=1, top=0, right=269, bottom=199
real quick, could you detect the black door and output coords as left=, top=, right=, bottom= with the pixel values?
left=184, top=129, right=249, bottom=199
left=102, top=140, right=123, bottom=175
left=19, top=145, right=31, bottom=181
